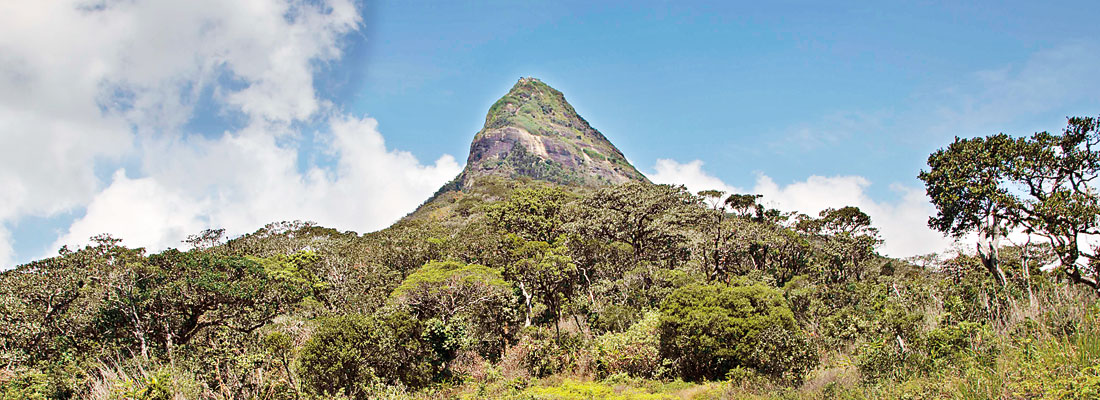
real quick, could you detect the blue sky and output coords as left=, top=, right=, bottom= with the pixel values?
left=348, top=1, right=1100, bottom=189
left=2, top=0, right=1100, bottom=266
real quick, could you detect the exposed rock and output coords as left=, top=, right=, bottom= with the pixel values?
left=447, top=77, right=648, bottom=191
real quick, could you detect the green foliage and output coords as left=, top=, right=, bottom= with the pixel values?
left=0, top=235, right=144, bottom=364
left=298, top=311, right=433, bottom=398
left=523, top=379, right=676, bottom=400
left=393, top=260, right=515, bottom=360
left=920, top=321, right=995, bottom=367
left=140, top=249, right=310, bottom=348
left=84, top=363, right=202, bottom=400
left=567, top=182, right=704, bottom=265
left=597, top=311, right=666, bottom=379
left=855, top=341, right=907, bottom=382
left=511, top=327, right=595, bottom=378
left=920, top=116, right=1100, bottom=293
left=107, top=368, right=190, bottom=400
left=1050, top=365, right=1100, bottom=399
left=496, top=143, right=585, bottom=186
left=487, top=186, right=571, bottom=242
left=393, top=260, right=510, bottom=300
left=507, top=239, right=578, bottom=333
left=658, top=283, right=817, bottom=382
left=582, top=148, right=606, bottom=161
left=0, top=368, right=49, bottom=400
left=251, top=250, right=328, bottom=302
left=7, top=111, right=1100, bottom=399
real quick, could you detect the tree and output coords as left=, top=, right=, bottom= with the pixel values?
left=749, top=224, right=813, bottom=285
left=698, top=191, right=763, bottom=282
left=725, top=193, right=763, bottom=219
left=567, top=182, right=705, bottom=267
left=391, top=260, right=516, bottom=358
left=919, top=134, right=1017, bottom=286
left=486, top=185, right=571, bottom=243
left=505, top=238, right=577, bottom=337
left=797, top=207, right=881, bottom=283
left=0, top=235, right=141, bottom=364
left=132, top=250, right=309, bottom=356
left=298, top=311, right=432, bottom=398
left=920, top=116, right=1100, bottom=294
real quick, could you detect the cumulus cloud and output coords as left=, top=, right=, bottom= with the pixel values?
left=52, top=117, right=461, bottom=253
left=649, top=159, right=953, bottom=258
left=1, top=1, right=461, bottom=265
left=0, top=228, right=11, bottom=267
left=56, top=170, right=209, bottom=252
left=649, top=159, right=739, bottom=195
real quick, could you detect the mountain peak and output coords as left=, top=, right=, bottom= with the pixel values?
left=448, top=77, right=647, bottom=190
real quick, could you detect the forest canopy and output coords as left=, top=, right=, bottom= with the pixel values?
left=2, top=119, right=1100, bottom=399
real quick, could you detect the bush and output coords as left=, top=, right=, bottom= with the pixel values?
left=0, top=368, right=48, bottom=400
left=86, top=363, right=202, bottom=400
left=392, top=260, right=516, bottom=360
left=1050, top=365, right=1100, bottom=399
left=658, top=283, right=817, bottom=382
left=920, top=321, right=994, bottom=368
left=502, top=327, right=596, bottom=379
left=298, top=311, right=433, bottom=398
left=597, top=311, right=666, bottom=379
left=855, top=341, right=906, bottom=382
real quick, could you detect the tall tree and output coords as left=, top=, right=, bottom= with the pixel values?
left=505, top=238, right=577, bottom=336
left=567, top=182, right=705, bottom=267
left=920, top=116, right=1100, bottom=294
left=487, top=185, right=571, bottom=243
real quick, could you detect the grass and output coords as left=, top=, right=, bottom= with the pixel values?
left=583, top=148, right=606, bottom=161
left=425, top=315, right=1100, bottom=400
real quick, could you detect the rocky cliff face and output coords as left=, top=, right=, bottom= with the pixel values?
left=444, top=77, right=648, bottom=191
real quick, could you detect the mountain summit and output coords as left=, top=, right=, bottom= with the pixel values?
left=443, top=77, right=647, bottom=191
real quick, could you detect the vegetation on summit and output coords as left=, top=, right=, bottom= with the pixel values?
left=2, top=80, right=1099, bottom=399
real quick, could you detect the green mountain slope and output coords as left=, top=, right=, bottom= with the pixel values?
left=445, top=77, right=647, bottom=192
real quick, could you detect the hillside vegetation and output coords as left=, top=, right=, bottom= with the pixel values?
left=2, top=80, right=1099, bottom=399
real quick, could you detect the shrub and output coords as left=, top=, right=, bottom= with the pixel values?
left=658, top=283, right=817, bottom=382
left=1050, top=365, right=1100, bottom=399
left=392, top=260, right=516, bottom=360
left=0, top=367, right=48, bottom=400
left=590, top=304, right=642, bottom=333
left=86, top=363, right=202, bottom=400
left=855, top=341, right=906, bottom=382
left=298, top=311, right=432, bottom=399
left=597, top=311, right=666, bottom=379
left=920, top=321, right=994, bottom=368
left=502, top=327, right=596, bottom=379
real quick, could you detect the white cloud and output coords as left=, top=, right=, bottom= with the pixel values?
left=649, top=159, right=738, bottom=195
left=51, top=116, right=461, bottom=254
left=1, top=1, right=463, bottom=266
left=0, top=227, right=11, bottom=267
left=649, top=159, right=953, bottom=258
left=56, top=170, right=209, bottom=253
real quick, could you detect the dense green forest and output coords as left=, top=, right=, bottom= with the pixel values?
left=2, top=81, right=1099, bottom=399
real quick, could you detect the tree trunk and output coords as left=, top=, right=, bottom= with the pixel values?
left=131, top=306, right=148, bottom=360
left=978, top=241, right=1007, bottom=288
left=890, top=282, right=907, bottom=354
left=1021, top=239, right=1036, bottom=310
left=977, top=214, right=1008, bottom=287
left=163, top=319, right=174, bottom=367
left=519, top=282, right=533, bottom=328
